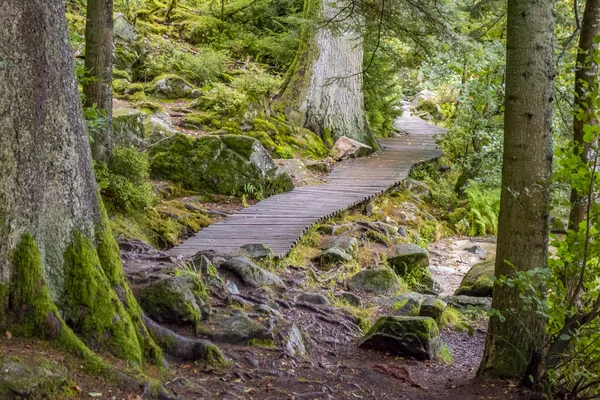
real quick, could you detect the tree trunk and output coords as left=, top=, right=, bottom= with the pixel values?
left=279, top=0, right=377, bottom=149
left=477, top=0, right=555, bottom=380
left=569, top=0, right=600, bottom=231
left=0, top=0, right=160, bottom=369
left=84, top=0, right=114, bottom=163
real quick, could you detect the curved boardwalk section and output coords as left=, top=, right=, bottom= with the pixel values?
left=169, top=115, right=445, bottom=259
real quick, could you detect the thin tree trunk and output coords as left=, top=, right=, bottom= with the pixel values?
left=0, top=0, right=161, bottom=368
left=477, top=0, right=555, bottom=381
left=279, top=0, right=377, bottom=149
left=569, top=0, right=600, bottom=231
left=84, top=0, right=114, bottom=163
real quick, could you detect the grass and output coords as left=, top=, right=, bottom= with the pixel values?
left=438, top=344, right=454, bottom=364
left=439, top=306, right=462, bottom=328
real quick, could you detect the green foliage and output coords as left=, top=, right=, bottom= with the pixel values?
left=451, top=182, right=500, bottom=236
left=193, top=83, right=249, bottom=117
left=232, top=65, right=282, bottom=112
left=95, top=146, right=156, bottom=213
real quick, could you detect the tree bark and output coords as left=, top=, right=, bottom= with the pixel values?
left=0, top=0, right=160, bottom=368
left=477, top=0, right=555, bottom=380
left=83, top=0, right=114, bottom=163
left=569, top=0, right=600, bottom=231
left=279, top=0, right=377, bottom=149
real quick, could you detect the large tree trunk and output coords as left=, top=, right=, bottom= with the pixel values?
left=280, top=0, right=377, bottom=149
left=84, top=0, right=114, bottom=163
left=0, top=0, right=160, bottom=369
left=569, top=0, right=600, bottom=231
left=477, top=0, right=555, bottom=380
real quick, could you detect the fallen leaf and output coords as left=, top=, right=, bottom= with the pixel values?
left=88, top=392, right=102, bottom=397
left=72, top=385, right=82, bottom=392
left=4, top=331, right=12, bottom=340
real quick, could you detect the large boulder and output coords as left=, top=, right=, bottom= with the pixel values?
left=149, top=134, right=294, bottom=196
left=359, top=316, right=440, bottom=360
left=455, top=259, right=494, bottom=297
left=331, top=137, right=372, bottom=161
left=312, top=248, right=352, bottom=270
left=389, top=243, right=429, bottom=276
left=419, top=298, right=447, bottom=325
left=0, top=356, right=69, bottom=399
left=113, top=107, right=145, bottom=148
left=208, top=313, right=273, bottom=344
left=322, top=235, right=358, bottom=253
left=146, top=75, right=202, bottom=99
left=113, top=14, right=141, bottom=71
left=220, top=257, right=285, bottom=289
left=143, top=112, right=177, bottom=145
left=348, top=268, right=399, bottom=294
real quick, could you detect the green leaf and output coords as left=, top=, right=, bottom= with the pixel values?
left=559, top=334, right=571, bottom=341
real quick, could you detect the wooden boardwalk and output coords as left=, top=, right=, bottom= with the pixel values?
left=169, top=113, right=446, bottom=259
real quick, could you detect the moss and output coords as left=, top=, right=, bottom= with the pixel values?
left=181, top=16, right=224, bottom=45
left=455, top=260, right=495, bottom=297
left=366, top=316, right=439, bottom=341
left=246, top=131, right=276, bottom=152
left=113, top=69, right=131, bottom=80
left=248, top=338, right=276, bottom=348
left=201, top=344, right=228, bottom=369
left=392, top=299, right=409, bottom=311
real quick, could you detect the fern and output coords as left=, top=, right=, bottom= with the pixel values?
left=457, top=181, right=500, bottom=236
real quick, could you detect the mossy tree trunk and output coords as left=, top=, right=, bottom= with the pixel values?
left=0, top=0, right=161, bottom=369
left=84, top=0, right=114, bottom=163
left=280, top=0, right=377, bottom=149
left=569, top=0, right=600, bottom=231
left=477, top=0, right=555, bottom=381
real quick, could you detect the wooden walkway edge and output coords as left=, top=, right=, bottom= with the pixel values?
left=168, top=114, right=446, bottom=259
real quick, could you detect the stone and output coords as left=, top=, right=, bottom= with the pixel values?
left=0, top=356, right=69, bottom=399
left=359, top=316, right=440, bottom=360
left=139, top=276, right=210, bottom=325
left=389, top=243, right=429, bottom=276
left=443, top=295, right=492, bottom=310
left=322, top=236, right=358, bottom=255
left=114, top=13, right=138, bottom=42
left=220, top=257, right=285, bottom=289
left=147, top=75, right=201, bottom=99
left=464, top=245, right=486, bottom=255
left=143, top=112, right=177, bottom=145
left=455, top=260, right=494, bottom=297
left=336, top=291, right=362, bottom=307
left=113, top=14, right=141, bottom=71
left=398, top=226, right=407, bottom=237
left=149, top=134, right=294, bottom=196
left=210, top=313, right=273, bottom=344
left=305, top=160, right=331, bottom=173
left=226, top=280, right=240, bottom=295
left=296, top=292, right=330, bottom=306
left=275, top=159, right=322, bottom=186
left=348, top=268, right=399, bottom=294
left=312, top=248, right=352, bottom=269
left=393, top=296, right=422, bottom=316
left=282, top=324, right=307, bottom=357
left=400, top=178, right=431, bottom=196
left=419, top=298, right=447, bottom=324
left=417, top=275, right=443, bottom=296
left=113, top=107, right=145, bottom=148
left=241, top=243, right=273, bottom=259
left=331, top=137, right=372, bottom=161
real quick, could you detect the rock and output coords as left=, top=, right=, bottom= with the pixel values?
left=455, top=260, right=494, bottom=297
left=331, top=137, right=372, bottom=161
left=312, top=248, right=352, bottom=270
left=305, top=160, right=331, bottom=173
left=417, top=275, right=443, bottom=296
left=143, top=112, right=177, bottom=145
left=139, top=276, right=210, bottom=326
left=464, top=245, right=486, bottom=255
left=220, top=257, right=285, bottom=289
left=241, top=243, right=273, bottom=259
left=113, top=107, right=145, bottom=148
left=389, top=243, right=429, bottom=276
left=149, top=134, right=294, bottom=196
left=398, top=226, right=407, bottom=237
left=359, top=316, right=440, bottom=360
left=275, top=159, right=322, bottom=186
left=419, top=298, right=447, bottom=324
left=443, top=295, right=492, bottom=310
left=296, top=292, right=330, bottom=306
left=210, top=313, right=273, bottom=344
left=226, top=280, right=240, bottom=295
left=322, top=236, right=358, bottom=255
left=0, top=356, right=69, bottom=399
left=550, top=216, right=567, bottom=233
left=147, top=75, right=201, bottom=99
left=113, top=14, right=141, bottom=71
left=336, top=291, right=362, bottom=307
left=281, top=324, right=307, bottom=357
left=114, top=13, right=138, bottom=42
left=393, top=296, right=422, bottom=316
left=255, top=304, right=284, bottom=319
left=348, top=268, right=399, bottom=294
left=400, top=178, right=431, bottom=196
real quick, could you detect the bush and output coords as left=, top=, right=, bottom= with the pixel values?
left=95, top=146, right=156, bottom=213
left=192, top=83, right=248, bottom=117
left=232, top=65, right=282, bottom=111
left=450, top=181, right=500, bottom=236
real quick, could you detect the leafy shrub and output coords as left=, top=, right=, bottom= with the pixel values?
left=451, top=181, right=500, bottom=236
left=95, top=146, right=156, bottom=213
left=192, top=83, right=248, bottom=117
left=233, top=66, right=282, bottom=111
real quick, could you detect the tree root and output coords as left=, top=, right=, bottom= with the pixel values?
left=143, top=315, right=226, bottom=365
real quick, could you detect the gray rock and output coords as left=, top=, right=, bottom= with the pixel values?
left=113, top=107, right=145, bottom=148
left=296, top=292, right=330, bottom=306
left=331, top=137, right=372, bottom=161
left=226, top=280, right=240, bottom=295
left=389, top=243, right=430, bottom=276
left=465, top=245, right=486, bottom=254
left=220, top=257, right=285, bottom=289
left=348, top=268, right=399, bottom=294
left=0, top=356, right=68, bottom=399
left=282, top=324, right=307, bottom=357
left=401, top=178, right=431, bottom=197
left=336, top=291, right=362, bottom=307
left=398, top=226, right=407, bottom=237
left=322, top=236, right=358, bottom=255
left=147, top=74, right=201, bottom=99
left=241, top=243, right=273, bottom=259
left=143, top=112, right=177, bottom=145
left=139, top=276, right=210, bottom=325
left=393, top=297, right=422, bottom=316
left=305, top=160, right=330, bottom=173
left=443, top=295, right=492, bottom=310
left=210, top=313, right=273, bottom=344
left=417, top=274, right=443, bottom=296
left=359, top=316, right=440, bottom=360
left=114, top=13, right=138, bottom=42
left=455, top=260, right=494, bottom=297
left=419, top=298, right=447, bottom=324
left=312, top=248, right=352, bottom=269
left=255, top=304, right=284, bottom=319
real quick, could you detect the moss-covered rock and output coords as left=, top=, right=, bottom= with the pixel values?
left=454, top=259, right=494, bottom=297
left=419, top=298, right=447, bottom=324
left=149, top=133, right=293, bottom=196
left=359, top=316, right=440, bottom=360
left=0, top=356, right=71, bottom=399
left=181, top=16, right=224, bottom=45
left=207, top=313, right=273, bottom=344
left=389, top=243, right=429, bottom=276
left=348, top=268, right=399, bottom=294
left=146, top=74, right=201, bottom=99
left=143, top=112, right=177, bottom=144
left=220, top=257, right=285, bottom=289
left=113, top=108, right=145, bottom=148
left=311, top=248, right=353, bottom=270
